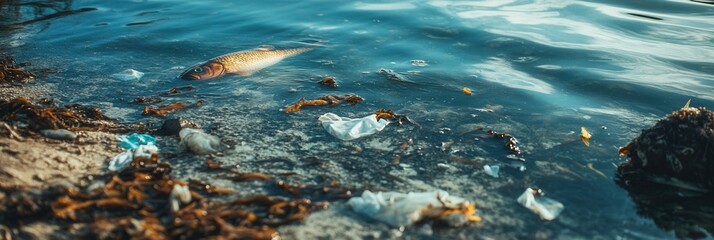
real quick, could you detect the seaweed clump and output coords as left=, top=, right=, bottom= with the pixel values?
left=616, top=106, right=714, bottom=239
left=0, top=150, right=331, bottom=239
left=0, top=97, right=124, bottom=134
left=283, top=95, right=363, bottom=113
left=0, top=55, right=35, bottom=84
left=617, top=107, right=714, bottom=190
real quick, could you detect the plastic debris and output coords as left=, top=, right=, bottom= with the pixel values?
left=347, top=190, right=481, bottom=227
left=463, top=87, right=472, bottom=95
left=410, top=60, right=428, bottom=67
left=108, top=144, right=159, bottom=171
left=111, top=69, right=144, bottom=81
left=40, top=129, right=77, bottom=140
left=318, top=113, right=390, bottom=141
left=169, top=184, right=192, bottom=212
left=517, top=188, right=564, bottom=221
left=483, top=165, right=500, bottom=178
left=580, top=127, right=591, bottom=146
left=179, top=128, right=221, bottom=155
left=118, top=133, right=157, bottom=149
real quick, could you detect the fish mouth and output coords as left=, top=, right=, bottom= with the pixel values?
left=180, top=73, right=201, bottom=80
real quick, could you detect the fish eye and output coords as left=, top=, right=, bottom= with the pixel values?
left=193, top=67, right=203, bottom=73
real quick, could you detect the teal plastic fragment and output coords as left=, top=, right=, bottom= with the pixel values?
left=118, top=133, right=156, bottom=149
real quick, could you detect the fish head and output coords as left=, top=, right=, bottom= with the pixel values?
left=179, top=61, right=225, bottom=80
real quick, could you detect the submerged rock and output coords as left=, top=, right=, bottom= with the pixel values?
left=617, top=107, right=714, bottom=191
left=154, top=117, right=200, bottom=136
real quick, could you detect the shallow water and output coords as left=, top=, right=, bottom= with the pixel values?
left=2, top=0, right=714, bottom=239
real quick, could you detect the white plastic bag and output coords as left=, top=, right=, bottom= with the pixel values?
left=179, top=128, right=221, bottom=155
left=517, top=188, right=564, bottom=221
left=108, top=143, right=159, bottom=172
left=347, top=190, right=480, bottom=227
left=111, top=69, right=145, bottom=81
left=318, top=113, right=390, bottom=141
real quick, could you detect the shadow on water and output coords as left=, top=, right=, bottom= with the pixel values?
left=0, top=0, right=94, bottom=30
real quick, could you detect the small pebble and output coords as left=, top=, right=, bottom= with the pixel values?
left=40, top=129, right=77, bottom=140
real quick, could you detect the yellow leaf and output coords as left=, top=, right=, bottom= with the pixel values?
left=580, top=127, right=591, bottom=146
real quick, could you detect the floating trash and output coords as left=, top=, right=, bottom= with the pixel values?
left=347, top=190, right=481, bottom=227
left=111, top=69, right=144, bottom=81
left=517, top=188, right=564, bottom=221
left=580, top=127, right=591, bottom=146
left=377, top=68, right=416, bottom=84
left=483, top=165, right=500, bottom=178
left=410, top=60, right=428, bottom=67
left=118, top=133, right=156, bottom=149
left=463, top=87, right=472, bottom=95
left=318, top=113, right=390, bottom=141
left=179, top=128, right=221, bottom=155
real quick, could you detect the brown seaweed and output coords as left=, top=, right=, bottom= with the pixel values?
left=142, top=100, right=204, bottom=117
left=0, top=55, right=35, bottom=84
left=319, top=77, right=337, bottom=88
left=0, top=97, right=125, bottom=134
left=283, top=95, right=363, bottom=113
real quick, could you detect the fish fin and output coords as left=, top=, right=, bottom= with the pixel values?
left=256, top=45, right=275, bottom=51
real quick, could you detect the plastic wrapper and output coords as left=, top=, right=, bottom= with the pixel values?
left=517, top=188, right=564, bottom=221
left=483, top=164, right=500, bottom=178
left=179, top=128, right=221, bottom=155
left=318, top=113, right=390, bottom=141
left=169, top=184, right=192, bottom=212
left=118, top=133, right=157, bottom=149
left=347, top=190, right=481, bottom=227
left=111, top=69, right=145, bottom=81
left=108, top=144, right=159, bottom=171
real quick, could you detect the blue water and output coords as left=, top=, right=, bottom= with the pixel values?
left=3, top=0, right=714, bottom=239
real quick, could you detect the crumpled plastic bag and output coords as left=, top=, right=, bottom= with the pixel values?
left=108, top=144, right=159, bottom=171
left=111, top=69, right=145, bottom=81
left=118, top=133, right=157, bottom=150
left=318, top=113, right=390, bottom=141
left=179, top=128, right=221, bottom=155
left=347, top=190, right=481, bottom=227
left=169, top=184, right=191, bottom=212
left=483, top=164, right=500, bottom=178
left=517, top=188, right=564, bottom=221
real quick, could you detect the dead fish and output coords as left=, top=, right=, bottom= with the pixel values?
left=180, top=45, right=312, bottom=80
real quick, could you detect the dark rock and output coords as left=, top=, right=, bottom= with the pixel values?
left=153, top=118, right=200, bottom=136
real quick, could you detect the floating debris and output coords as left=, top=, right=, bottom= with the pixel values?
left=463, top=87, right=472, bottom=96
left=283, top=95, right=363, bottom=113
left=347, top=190, right=481, bottom=227
left=179, top=128, right=221, bottom=155
left=486, top=130, right=522, bottom=156
left=373, top=109, right=419, bottom=127
left=318, top=113, right=390, bottom=141
left=410, top=60, right=428, bottom=67
left=580, top=127, right=591, bottom=146
left=483, top=165, right=500, bottom=178
left=517, top=188, right=564, bottom=221
left=587, top=163, right=608, bottom=179
left=0, top=55, right=35, bottom=84
left=142, top=100, right=203, bottom=117
left=40, top=129, right=77, bottom=140
left=617, top=106, right=714, bottom=191
left=319, top=77, right=338, bottom=88
left=108, top=144, right=159, bottom=172
left=377, top=68, right=416, bottom=84
left=110, top=69, right=144, bottom=81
